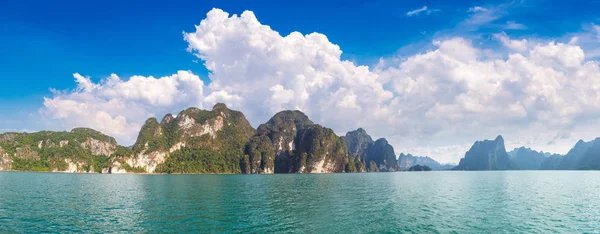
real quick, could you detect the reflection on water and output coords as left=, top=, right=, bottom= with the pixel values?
left=1, top=171, right=600, bottom=233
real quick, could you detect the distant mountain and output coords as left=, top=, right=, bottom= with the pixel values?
left=577, top=138, right=600, bottom=169
left=453, top=135, right=518, bottom=170
left=508, top=147, right=557, bottom=170
left=540, top=138, right=600, bottom=170
left=343, top=128, right=399, bottom=172
left=397, top=153, right=453, bottom=170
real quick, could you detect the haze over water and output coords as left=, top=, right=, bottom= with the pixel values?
left=1, top=171, right=599, bottom=233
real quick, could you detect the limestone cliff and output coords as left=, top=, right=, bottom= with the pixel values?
left=254, top=111, right=351, bottom=173
left=120, top=103, right=255, bottom=173
left=0, top=128, right=117, bottom=173
left=453, top=135, right=518, bottom=170
left=343, top=128, right=399, bottom=172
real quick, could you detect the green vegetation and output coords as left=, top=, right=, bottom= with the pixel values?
left=0, top=128, right=116, bottom=172
left=345, top=158, right=357, bottom=172
left=245, top=135, right=275, bottom=173
left=132, top=118, right=167, bottom=153
left=368, top=161, right=379, bottom=172
left=120, top=162, right=147, bottom=173
left=156, top=147, right=238, bottom=174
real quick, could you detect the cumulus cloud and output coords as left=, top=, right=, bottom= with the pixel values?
left=41, top=71, right=210, bottom=144
left=183, top=9, right=394, bottom=130
left=40, top=8, right=600, bottom=163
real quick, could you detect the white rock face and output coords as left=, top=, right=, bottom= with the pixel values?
left=59, top=140, right=69, bottom=147
left=178, top=114, right=195, bottom=130
left=128, top=142, right=185, bottom=173
left=278, top=136, right=284, bottom=151
left=52, top=159, right=80, bottom=173
left=109, top=161, right=128, bottom=174
left=38, top=141, right=43, bottom=149
left=169, top=142, right=185, bottom=153
left=310, top=158, right=335, bottom=173
left=192, top=116, right=224, bottom=139
left=0, top=147, right=12, bottom=171
left=80, top=138, right=115, bottom=156
left=127, top=151, right=165, bottom=173
left=263, top=167, right=274, bottom=174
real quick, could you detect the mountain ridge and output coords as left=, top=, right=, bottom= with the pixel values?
left=2, top=105, right=600, bottom=173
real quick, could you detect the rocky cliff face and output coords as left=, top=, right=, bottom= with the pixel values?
left=577, top=138, right=600, bottom=169
left=540, top=138, right=600, bottom=170
left=342, top=128, right=373, bottom=159
left=243, top=135, right=275, bottom=174
left=0, top=128, right=117, bottom=173
left=343, top=128, right=399, bottom=172
left=508, top=147, right=553, bottom=170
left=367, top=138, right=399, bottom=172
left=253, top=111, right=350, bottom=173
left=0, top=146, right=12, bottom=170
left=555, top=139, right=593, bottom=170
left=121, top=103, right=255, bottom=173
left=453, top=135, right=518, bottom=170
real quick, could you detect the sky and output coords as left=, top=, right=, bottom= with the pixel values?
left=2, top=0, right=600, bottom=164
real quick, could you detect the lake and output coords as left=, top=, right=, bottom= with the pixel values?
left=1, top=171, right=599, bottom=233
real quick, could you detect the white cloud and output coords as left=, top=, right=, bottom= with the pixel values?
left=504, top=21, right=527, bottom=30
left=406, top=6, right=439, bottom=16
left=569, top=36, right=579, bottom=45
left=73, top=73, right=98, bottom=92
left=494, top=32, right=528, bottom=51
left=468, top=6, right=488, bottom=12
left=406, top=6, right=427, bottom=16
left=39, top=8, right=600, bottom=163
left=41, top=71, right=210, bottom=144
left=458, top=2, right=520, bottom=32
left=594, top=24, right=600, bottom=40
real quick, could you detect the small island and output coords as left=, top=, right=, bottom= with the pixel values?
left=407, top=165, right=432, bottom=171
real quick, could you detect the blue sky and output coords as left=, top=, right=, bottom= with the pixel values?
left=3, top=0, right=597, bottom=101
left=2, top=0, right=600, bottom=162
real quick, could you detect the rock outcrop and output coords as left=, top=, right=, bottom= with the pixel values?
left=342, top=128, right=373, bottom=160
left=540, top=138, right=600, bottom=170
left=508, top=147, right=554, bottom=170
left=121, top=103, right=255, bottom=173
left=453, top=135, right=518, bottom=170
left=253, top=111, right=350, bottom=173
left=0, top=146, right=12, bottom=171
left=0, top=128, right=118, bottom=173
left=343, top=128, right=399, bottom=172
left=577, top=138, right=600, bottom=169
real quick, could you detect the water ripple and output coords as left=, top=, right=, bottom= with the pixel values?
left=1, top=171, right=600, bottom=233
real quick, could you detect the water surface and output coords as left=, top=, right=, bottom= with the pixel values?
left=1, top=171, right=599, bottom=233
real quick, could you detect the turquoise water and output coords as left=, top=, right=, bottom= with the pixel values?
left=1, top=171, right=599, bottom=233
